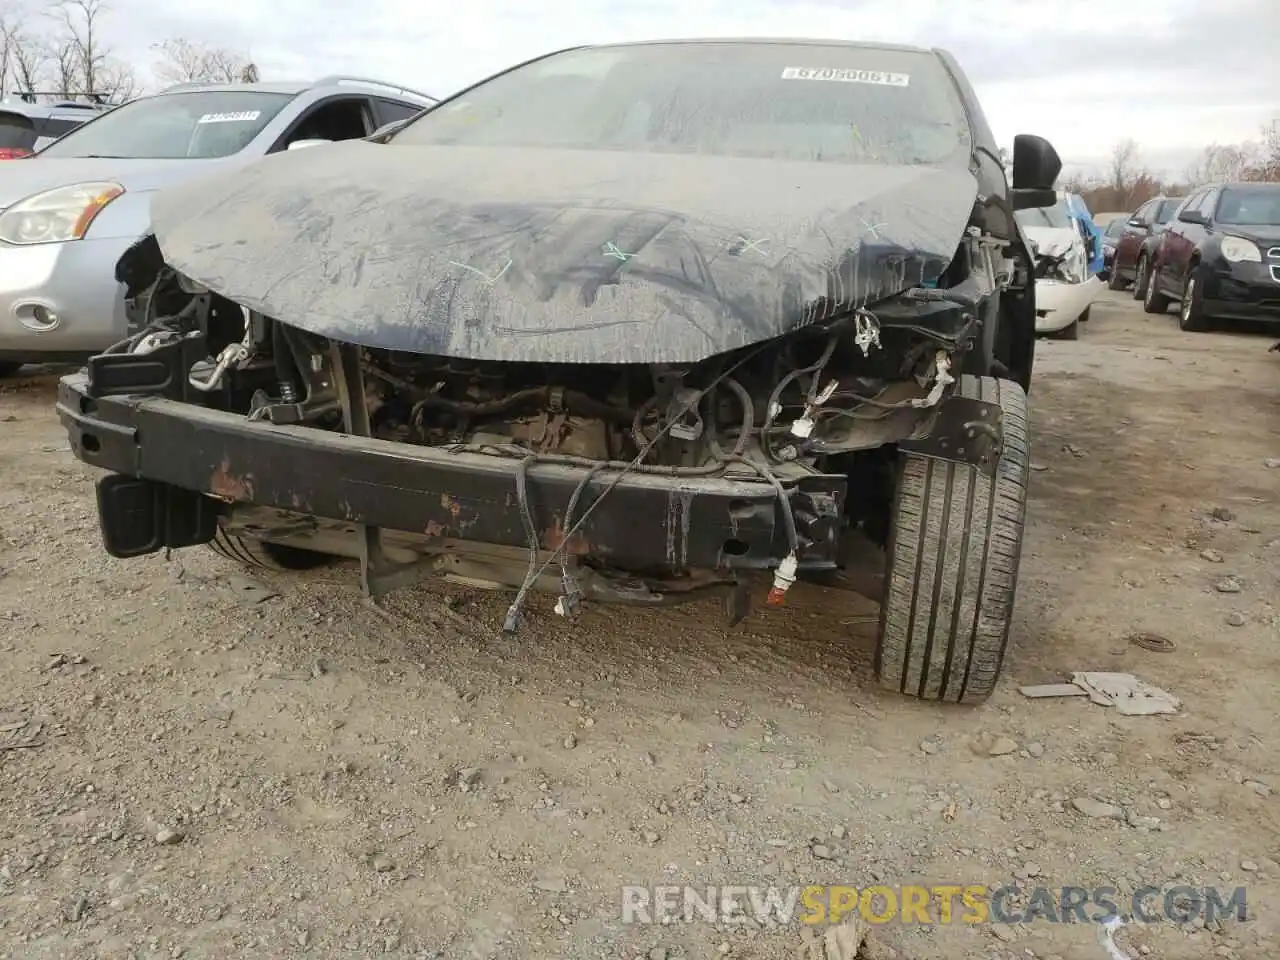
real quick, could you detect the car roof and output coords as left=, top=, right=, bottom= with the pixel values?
left=152, top=76, right=437, bottom=103
left=154, top=81, right=314, bottom=96
left=588, top=37, right=935, bottom=55
left=0, top=100, right=109, bottom=118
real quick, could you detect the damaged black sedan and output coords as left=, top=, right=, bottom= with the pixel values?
left=58, top=39, right=1062, bottom=702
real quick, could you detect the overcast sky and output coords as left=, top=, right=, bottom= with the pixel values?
left=110, top=0, right=1277, bottom=178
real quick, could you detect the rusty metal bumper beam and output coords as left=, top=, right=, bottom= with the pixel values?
left=56, top=372, right=846, bottom=586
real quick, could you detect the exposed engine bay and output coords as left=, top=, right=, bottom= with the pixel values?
left=89, top=220, right=1025, bottom=629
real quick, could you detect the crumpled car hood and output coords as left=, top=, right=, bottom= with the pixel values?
left=149, top=141, right=979, bottom=364
left=1022, top=226, right=1079, bottom=260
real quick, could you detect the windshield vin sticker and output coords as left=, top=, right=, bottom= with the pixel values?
left=197, top=111, right=262, bottom=124
left=780, top=67, right=910, bottom=87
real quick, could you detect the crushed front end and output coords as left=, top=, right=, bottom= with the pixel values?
left=60, top=228, right=1015, bottom=631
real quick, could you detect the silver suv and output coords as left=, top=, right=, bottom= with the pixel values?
left=0, top=76, right=435, bottom=376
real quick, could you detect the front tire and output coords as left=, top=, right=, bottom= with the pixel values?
left=1131, top=256, right=1150, bottom=301
left=875, top=375, right=1030, bottom=703
left=1178, top=268, right=1209, bottom=332
left=207, top=527, right=334, bottom=571
left=1107, top=268, right=1127, bottom=291
left=1049, top=317, right=1080, bottom=340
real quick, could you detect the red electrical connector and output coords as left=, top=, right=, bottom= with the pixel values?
left=766, top=552, right=798, bottom=606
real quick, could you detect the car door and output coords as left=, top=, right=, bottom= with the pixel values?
left=1116, top=200, right=1155, bottom=274
left=1171, top=189, right=1217, bottom=292
left=1154, top=191, right=1201, bottom=295
left=267, top=95, right=377, bottom=153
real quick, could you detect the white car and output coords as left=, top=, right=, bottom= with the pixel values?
left=1016, top=193, right=1102, bottom=340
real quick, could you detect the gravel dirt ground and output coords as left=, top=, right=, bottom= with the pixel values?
left=1, top=290, right=1278, bottom=960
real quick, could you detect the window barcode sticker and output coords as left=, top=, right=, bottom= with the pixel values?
left=197, top=111, right=262, bottom=124
left=780, top=67, right=910, bottom=87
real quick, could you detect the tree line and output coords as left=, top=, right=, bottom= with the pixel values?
left=0, top=0, right=255, bottom=103
left=1064, top=129, right=1280, bottom=214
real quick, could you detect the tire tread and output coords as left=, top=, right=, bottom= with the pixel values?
left=207, top=528, right=332, bottom=571
left=875, top=375, right=1030, bottom=703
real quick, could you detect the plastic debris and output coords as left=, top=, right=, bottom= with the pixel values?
left=1071, top=672, right=1180, bottom=715
left=1019, top=673, right=1179, bottom=716
left=1096, top=916, right=1134, bottom=960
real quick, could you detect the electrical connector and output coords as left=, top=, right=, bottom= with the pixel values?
left=789, top=416, right=815, bottom=439
left=502, top=603, right=522, bottom=633
left=790, top=380, right=839, bottom=437
left=554, top=572, right=583, bottom=617
left=765, top=552, right=798, bottom=606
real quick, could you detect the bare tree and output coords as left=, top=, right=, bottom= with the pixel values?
left=1184, top=143, right=1260, bottom=186
left=1244, top=121, right=1280, bottom=182
left=95, top=57, right=134, bottom=100
left=50, top=34, right=76, bottom=92
left=0, top=11, right=22, bottom=97
left=45, top=0, right=130, bottom=98
left=1107, top=138, right=1141, bottom=203
left=8, top=28, right=49, bottom=96
left=152, top=37, right=253, bottom=85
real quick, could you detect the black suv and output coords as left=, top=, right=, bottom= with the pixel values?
left=1144, top=182, right=1280, bottom=331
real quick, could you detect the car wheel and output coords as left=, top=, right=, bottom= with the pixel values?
left=1142, top=262, right=1171, bottom=314
left=1107, top=267, right=1127, bottom=291
left=1179, top=269, right=1209, bottom=332
left=875, top=374, right=1029, bottom=703
left=1048, top=317, right=1080, bottom=340
left=207, top=527, right=334, bottom=571
left=1131, top=256, right=1150, bottom=301
left=0, top=361, right=23, bottom=378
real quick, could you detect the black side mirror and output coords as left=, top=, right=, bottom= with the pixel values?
left=1009, top=133, right=1062, bottom=210
left=1011, top=134, right=1062, bottom=189
left=1177, top=209, right=1208, bottom=226
left=1126, top=217, right=1144, bottom=228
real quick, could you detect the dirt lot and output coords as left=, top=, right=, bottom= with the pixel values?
left=1, top=290, right=1278, bottom=960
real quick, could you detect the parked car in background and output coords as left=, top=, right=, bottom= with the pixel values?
left=1099, top=214, right=1128, bottom=281
left=1016, top=190, right=1103, bottom=339
left=0, top=76, right=436, bottom=377
left=0, top=99, right=111, bottom=159
left=1108, top=194, right=1185, bottom=297
left=1144, top=182, right=1280, bottom=331
left=1064, top=192, right=1105, bottom=278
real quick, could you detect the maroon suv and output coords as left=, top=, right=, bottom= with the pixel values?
left=1107, top=195, right=1184, bottom=297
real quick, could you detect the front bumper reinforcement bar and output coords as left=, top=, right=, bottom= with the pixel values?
left=56, top=371, right=847, bottom=591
